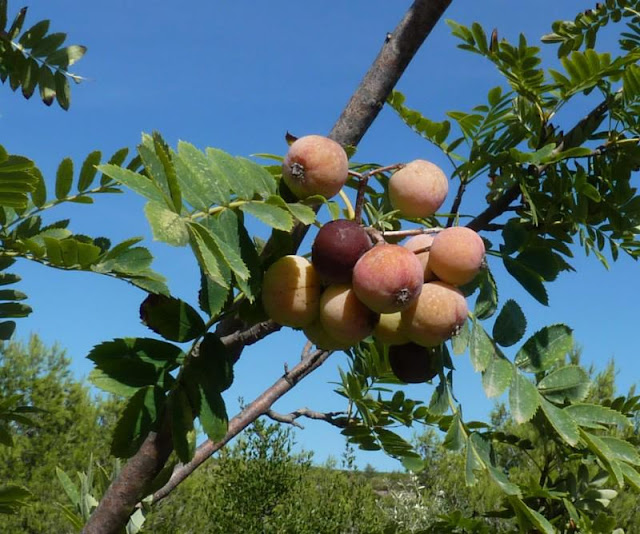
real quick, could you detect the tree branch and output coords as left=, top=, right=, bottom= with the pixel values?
left=466, top=95, right=613, bottom=232
left=265, top=408, right=349, bottom=429
left=151, top=348, right=332, bottom=504
left=84, top=2, right=453, bottom=531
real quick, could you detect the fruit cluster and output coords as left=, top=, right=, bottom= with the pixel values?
left=263, top=135, right=485, bottom=384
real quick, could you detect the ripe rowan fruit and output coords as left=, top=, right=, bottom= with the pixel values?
left=352, top=244, right=424, bottom=314
left=373, top=312, right=410, bottom=345
left=428, top=226, right=485, bottom=286
left=304, top=318, right=352, bottom=351
left=319, top=284, right=377, bottom=346
left=311, top=219, right=373, bottom=284
left=261, top=255, right=321, bottom=328
left=282, top=135, right=349, bottom=199
left=388, top=159, right=449, bottom=218
left=403, top=233, right=436, bottom=282
left=388, top=342, right=439, bottom=383
left=401, top=281, right=468, bottom=347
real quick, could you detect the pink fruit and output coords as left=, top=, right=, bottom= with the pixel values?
left=319, top=284, right=377, bottom=346
left=304, top=318, right=352, bottom=351
left=401, top=281, right=468, bottom=347
left=403, top=233, right=436, bottom=282
left=388, top=159, right=449, bottom=218
left=352, top=244, right=424, bottom=314
left=282, top=135, right=349, bottom=199
left=428, top=227, right=485, bottom=286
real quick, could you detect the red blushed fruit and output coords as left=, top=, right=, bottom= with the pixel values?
left=403, top=233, right=436, bottom=282
left=352, top=244, right=424, bottom=314
left=428, top=226, right=485, bottom=286
left=401, top=281, right=468, bottom=347
left=388, top=342, right=440, bottom=383
left=311, top=219, right=373, bottom=284
left=388, top=159, right=449, bottom=218
left=319, top=284, right=378, bottom=346
left=282, top=135, right=349, bottom=200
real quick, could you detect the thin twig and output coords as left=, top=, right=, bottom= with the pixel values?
left=151, top=349, right=332, bottom=504
left=265, top=408, right=349, bottom=429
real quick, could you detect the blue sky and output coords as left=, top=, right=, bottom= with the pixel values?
left=3, top=1, right=639, bottom=472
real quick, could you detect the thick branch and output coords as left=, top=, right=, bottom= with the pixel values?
left=265, top=408, right=349, bottom=429
left=330, top=0, right=453, bottom=147
left=152, top=349, right=332, bottom=504
left=84, top=2, right=453, bottom=531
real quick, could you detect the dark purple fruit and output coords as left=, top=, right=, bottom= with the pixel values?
left=311, top=219, right=373, bottom=284
left=388, top=342, right=439, bottom=384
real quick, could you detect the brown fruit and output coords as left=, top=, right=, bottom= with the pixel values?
left=311, top=219, right=373, bottom=284
left=319, top=284, right=377, bottom=346
left=401, top=281, right=468, bottom=347
left=261, top=255, right=321, bottom=328
left=403, top=233, right=436, bottom=282
left=352, top=244, right=424, bottom=314
left=304, top=318, right=352, bottom=351
left=388, top=342, right=440, bottom=383
left=428, top=227, right=485, bottom=286
left=282, top=135, right=349, bottom=199
left=373, top=312, right=410, bottom=345
left=388, top=159, right=449, bottom=218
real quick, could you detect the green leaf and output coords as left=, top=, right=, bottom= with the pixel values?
left=537, top=365, right=591, bottom=403
left=30, top=167, right=46, bottom=207
left=285, top=202, right=316, bottom=225
left=443, top=412, right=465, bottom=451
left=239, top=201, right=293, bottom=231
left=152, top=133, right=182, bottom=213
left=469, top=320, right=495, bottom=372
left=144, top=201, right=189, bottom=246
left=54, top=71, right=70, bottom=110
left=474, top=268, right=498, bottom=319
left=88, top=338, right=183, bottom=395
left=492, top=299, right=527, bottom=347
left=451, top=318, right=470, bottom=355
left=509, top=371, right=540, bottom=424
left=111, top=386, right=165, bottom=458
left=0, top=321, right=16, bottom=340
left=0, top=302, right=31, bottom=318
left=564, top=403, right=632, bottom=429
left=599, top=436, right=640, bottom=466
left=38, top=64, right=56, bottom=106
left=55, top=467, right=79, bottom=507
left=55, top=157, right=73, bottom=199
left=139, top=293, right=205, bottom=343
left=514, top=324, right=573, bottom=373
left=170, top=386, right=194, bottom=463
left=198, top=270, right=229, bottom=319
left=620, top=463, right=640, bottom=491
left=429, top=372, right=451, bottom=415
left=540, top=398, right=580, bottom=446
left=509, top=497, right=555, bottom=534
left=176, top=142, right=230, bottom=208
left=235, top=156, right=277, bottom=198
left=188, top=225, right=228, bottom=288
left=488, top=465, right=521, bottom=496
left=77, top=150, right=101, bottom=192
left=581, top=430, right=625, bottom=487
left=482, top=357, right=513, bottom=398
left=97, top=164, right=165, bottom=203
left=503, top=256, right=548, bottom=305
left=45, top=44, right=86, bottom=68
left=198, top=218, right=250, bottom=281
